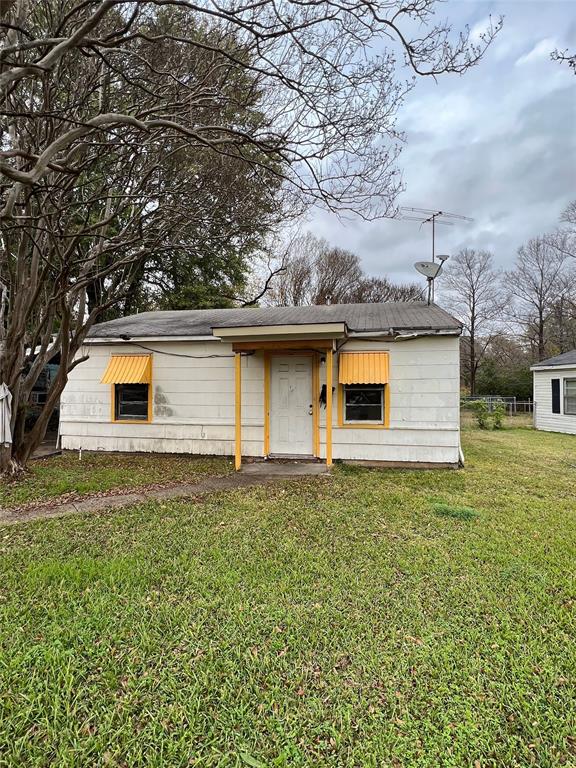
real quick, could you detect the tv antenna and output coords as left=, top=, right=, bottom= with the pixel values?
left=400, top=207, right=473, bottom=302
left=400, top=207, right=473, bottom=264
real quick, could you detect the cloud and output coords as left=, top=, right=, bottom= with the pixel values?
left=305, top=0, right=575, bottom=289
left=470, top=16, right=496, bottom=43
left=515, top=38, right=558, bottom=66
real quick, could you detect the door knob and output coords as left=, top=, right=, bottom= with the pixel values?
left=308, top=404, right=313, bottom=415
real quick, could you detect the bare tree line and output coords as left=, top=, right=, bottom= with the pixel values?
left=265, top=232, right=423, bottom=307
left=440, top=201, right=576, bottom=395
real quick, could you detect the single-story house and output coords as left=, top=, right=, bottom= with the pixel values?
left=60, top=302, right=463, bottom=468
left=531, top=350, right=576, bottom=435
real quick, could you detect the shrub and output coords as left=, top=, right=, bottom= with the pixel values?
left=469, top=399, right=507, bottom=430
left=470, top=399, right=491, bottom=429
left=492, top=400, right=506, bottom=430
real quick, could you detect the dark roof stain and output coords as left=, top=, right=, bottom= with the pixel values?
left=88, top=302, right=462, bottom=339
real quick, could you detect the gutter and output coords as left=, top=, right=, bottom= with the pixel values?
left=530, top=364, right=576, bottom=372
left=86, top=329, right=462, bottom=345
left=458, top=444, right=465, bottom=467
left=347, top=329, right=461, bottom=340
left=86, top=335, right=212, bottom=343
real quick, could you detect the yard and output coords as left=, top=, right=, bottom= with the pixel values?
left=0, top=452, right=232, bottom=511
left=0, top=426, right=574, bottom=767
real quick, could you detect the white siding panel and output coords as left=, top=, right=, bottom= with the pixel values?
left=533, top=369, right=576, bottom=435
left=331, top=443, right=459, bottom=463
left=331, top=428, right=459, bottom=447
left=61, top=436, right=253, bottom=457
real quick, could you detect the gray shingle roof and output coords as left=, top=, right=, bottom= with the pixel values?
left=87, top=302, right=462, bottom=339
left=531, top=350, right=576, bottom=369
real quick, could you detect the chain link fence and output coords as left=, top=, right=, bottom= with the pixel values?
left=461, top=396, right=533, bottom=415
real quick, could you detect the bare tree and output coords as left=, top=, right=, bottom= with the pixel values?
left=507, top=238, right=568, bottom=361
left=267, top=232, right=422, bottom=306
left=546, top=200, right=576, bottom=263
left=0, top=0, right=500, bottom=471
left=440, top=249, right=507, bottom=395
left=348, top=276, right=424, bottom=303
left=267, top=234, right=361, bottom=305
left=547, top=287, right=576, bottom=354
left=561, top=201, right=576, bottom=228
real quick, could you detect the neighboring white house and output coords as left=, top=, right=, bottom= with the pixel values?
left=531, top=350, right=576, bottom=435
left=60, top=302, right=463, bottom=468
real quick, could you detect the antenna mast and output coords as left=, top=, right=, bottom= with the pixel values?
left=400, top=207, right=473, bottom=300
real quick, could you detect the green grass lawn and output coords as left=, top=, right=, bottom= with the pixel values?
left=0, top=452, right=232, bottom=509
left=0, top=428, right=575, bottom=767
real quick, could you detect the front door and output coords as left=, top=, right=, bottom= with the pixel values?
left=269, top=355, right=313, bottom=456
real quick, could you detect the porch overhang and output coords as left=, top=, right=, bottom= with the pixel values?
left=212, top=321, right=347, bottom=344
left=228, top=325, right=339, bottom=472
left=231, top=339, right=334, bottom=352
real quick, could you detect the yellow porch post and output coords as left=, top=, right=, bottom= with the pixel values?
left=326, top=347, right=333, bottom=467
left=263, top=352, right=271, bottom=456
left=235, top=352, right=242, bottom=470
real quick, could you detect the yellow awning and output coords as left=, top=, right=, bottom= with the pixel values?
left=101, top=355, right=152, bottom=385
left=338, top=352, right=389, bottom=384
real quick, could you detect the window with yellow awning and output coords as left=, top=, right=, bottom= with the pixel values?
left=101, top=355, right=152, bottom=422
left=338, top=352, right=389, bottom=426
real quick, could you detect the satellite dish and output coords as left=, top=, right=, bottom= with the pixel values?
left=414, top=261, right=441, bottom=279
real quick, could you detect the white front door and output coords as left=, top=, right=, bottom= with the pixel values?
left=270, top=355, right=313, bottom=456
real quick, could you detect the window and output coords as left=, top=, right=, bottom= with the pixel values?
left=114, top=384, right=149, bottom=421
left=344, top=384, right=384, bottom=423
left=564, top=378, right=576, bottom=415
left=101, top=354, right=152, bottom=423
left=338, top=351, right=389, bottom=428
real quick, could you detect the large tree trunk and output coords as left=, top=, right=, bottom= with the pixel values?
left=469, top=330, right=476, bottom=396
left=0, top=445, right=13, bottom=475
left=538, top=311, right=546, bottom=361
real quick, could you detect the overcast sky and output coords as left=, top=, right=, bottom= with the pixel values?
left=309, top=0, right=575, bottom=289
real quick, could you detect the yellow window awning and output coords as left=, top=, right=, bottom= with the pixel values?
left=338, top=352, right=389, bottom=385
left=101, top=355, right=152, bottom=385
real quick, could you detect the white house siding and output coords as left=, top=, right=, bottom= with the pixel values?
left=60, top=341, right=265, bottom=455
left=318, top=336, right=461, bottom=464
left=61, top=334, right=461, bottom=464
left=533, top=368, right=576, bottom=435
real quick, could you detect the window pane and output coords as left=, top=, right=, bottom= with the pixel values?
left=115, top=384, right=149, bottom=421
left=346, top=404, right=383, bottom=421
left=346, top=389, right=382, bottom=406
left=344, top=385, right=383, bottom=422
left=564, top=379, right=576, bottom=415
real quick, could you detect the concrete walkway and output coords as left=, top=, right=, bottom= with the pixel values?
left=0, top=462, right=330, bottom=526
